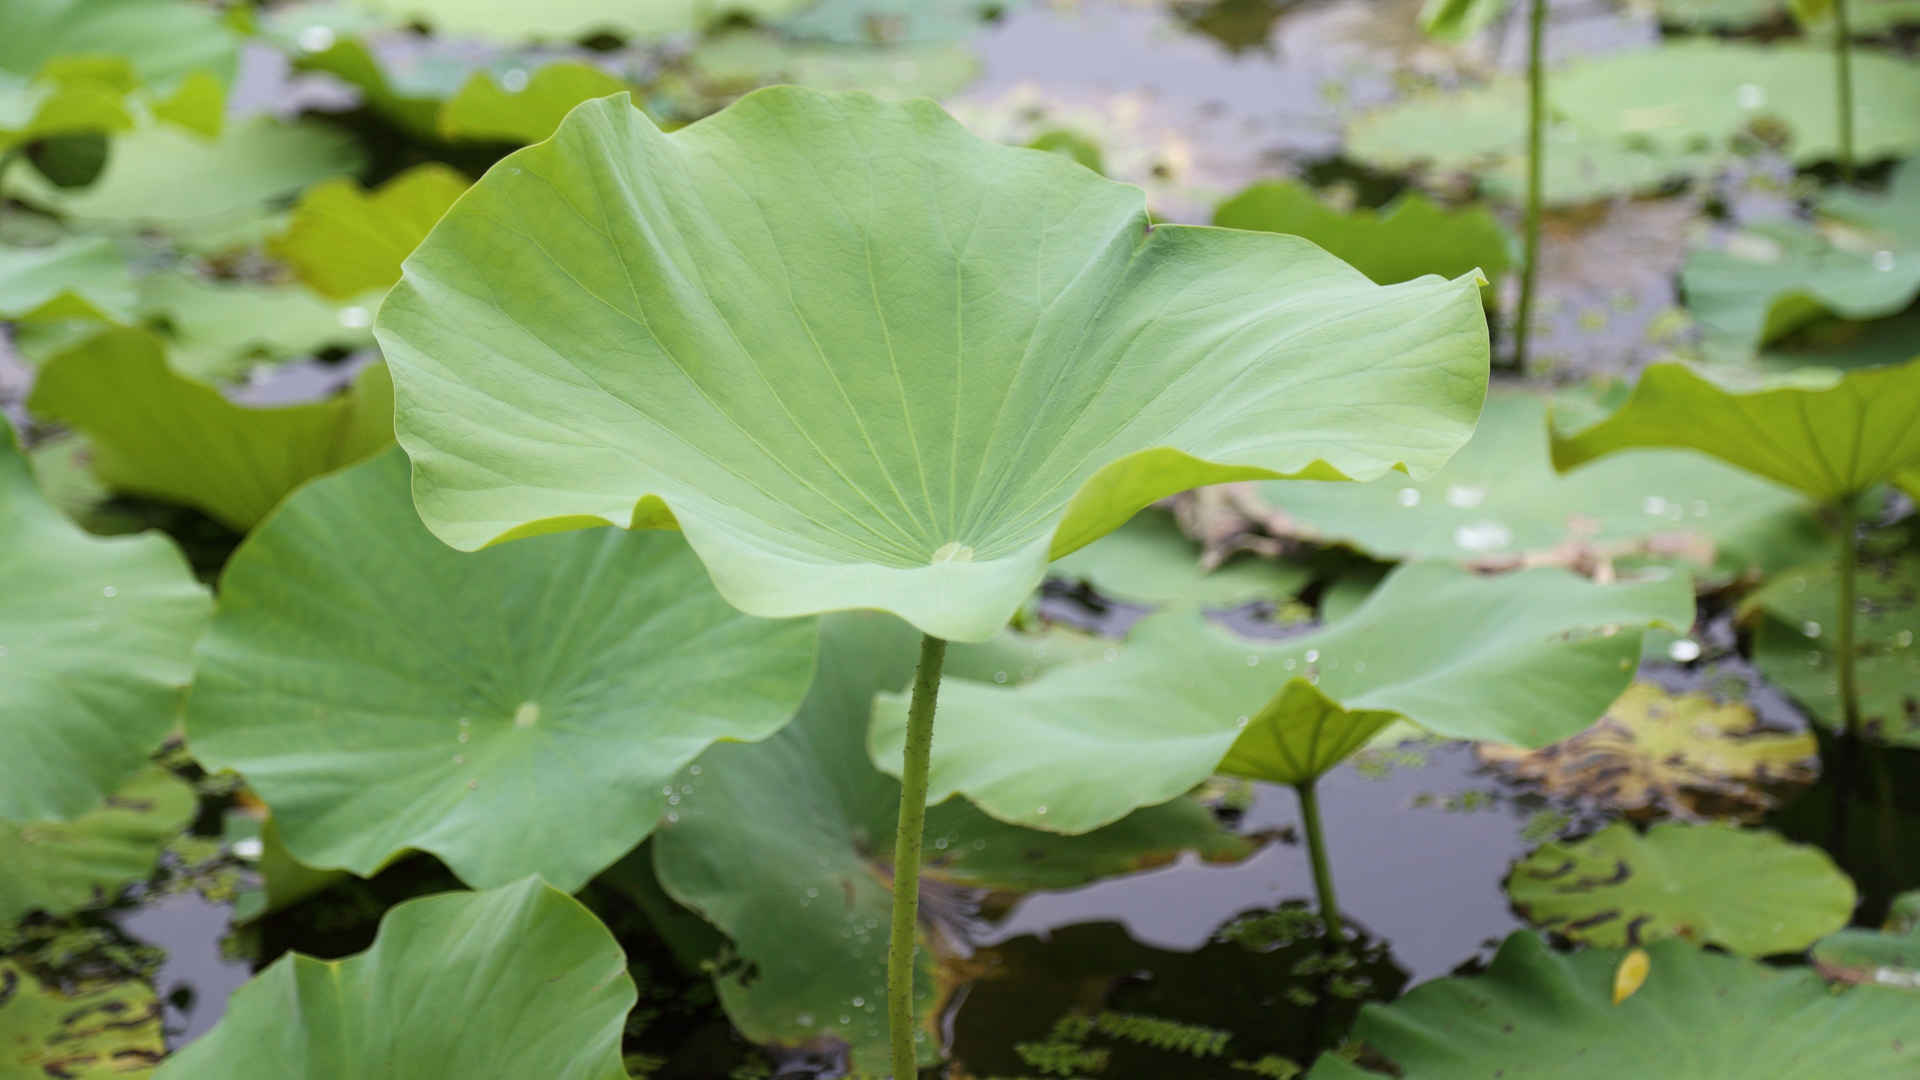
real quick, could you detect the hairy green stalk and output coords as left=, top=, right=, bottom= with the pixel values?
left=888, top=634, right=947, bottom=1079
left=1512, top=0, right=1548, bottom=372
left=1835, top=0, right=1855, bottom=182
left=1295, top=780, right=1343, bottom=947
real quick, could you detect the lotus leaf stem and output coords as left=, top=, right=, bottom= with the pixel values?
left=1296, top=780, right=1344, bottom=947
left=1514, top=0, right=1547, bottom=372
left=1835, top=0, right=1855, bottom=182
left=1835, top=498, right=1861, bottom=741
left=888, top=633, right=947, bottom=1078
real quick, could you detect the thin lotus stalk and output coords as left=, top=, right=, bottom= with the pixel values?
left=1513, top=0, right=1547, bottom=371
left=888, top=634, right=948, bottom=1079
left=1295, top=780, right=1344, bottom=947
left=1835, top=0, right=1855, bottom=182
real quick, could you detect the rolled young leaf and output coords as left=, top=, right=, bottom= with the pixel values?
left=376, top=88, right=1491, bottom=642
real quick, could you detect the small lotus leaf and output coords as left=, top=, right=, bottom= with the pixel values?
left=27, top=329, right=394, bottom=531
left=354, top=0, right=807, bottom=41
left=0, top=418, right=209, bottom=822
left=646, top=611, right=1250, bottom=1072
left=1050, top=509, right=1310, bottom=608
left=0, top=961, right=164, bottom=1078
left=873, top=562, right=1691, bottom=833
left=439, top=63, right=629, bottom=144
left=185, top=449, right=817, bottom=891
left=2, top=0, right=237, bottom=88
left=1347, top=43, right=1920, bottom=205
left=1507, top=821, right=1854, bottom=955
left=153, top=878, right=633, bottom=1080
left=1745, top=545, right=1920, bottom=747
left=1214, top=181, right=1512, bottom=289
left=1254, top=388, right=1816, bottom=576
left=377, top=88, right=1489, bottom=642
left=1814, top=889, right=1920, bottom=992
left=270, top=165, right=469, bottom=300
left=683, top=31, right=982, bottom=104
left=1307, top=932, right=1920, bottom=1078
left=1683, top=161, right=1920, bottom=355
left=1550, top=357, right=1920, bottom=502
left=0, top=231, right=137, bottom=322
left=0, top=766, right=196, bottom=923
left=1478, top=680, right=1820, bottom=820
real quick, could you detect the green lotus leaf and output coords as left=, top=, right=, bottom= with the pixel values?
left=376, top=88, right=1490, bottom=642
left=0, top=417, right=209, bottom=822
left=1418, top=0, right=1512, bottom=40
left=1051, top=508, right=1310, bottom=608
left=27, top=329, right=394, bottom=531
left=153, top=878, right=633, bottom=1080
left=1477, top=680, right=1821, bottom=820
left=0, top=766, right=195, bottom=923
left=874, top=561, right=1692, bottom=833
left=1307, top=932, right=1920, bottom=1078
left=1815, top=889, right=1920, bottom=992
left=185, top=449, right=818, bottom=891
left=680, top=30, right=981, bottom=104
left=646, top=611, right=1251, bottom=1071
left=777, top=0, right=1010, bottom=44
left=439, top=63, right=628, bottom=144
left=1744, top=544, right=1920, bottom=747
left=353, top=0, right=807, bottom=41
left=1254, top=388, right=1817, bottom=576
left=270, top=165, right=469, bottom=300
left=2, top=0, right=238, bottom=88
left=0, top=230, right=137, bottom=322
left=0, top=961, right=164, bottom=1079
left=1684, top=161, right=1920, bottom=355
left=268, top=25, right=460, bottom=138
left=0, top=64, right=129, bottom=154
left=1347, top=43, right=1920, bottom=205
left=1507, top=821, right=1855, bottom=956
left=2, top=116, right=363, bottom=227
left=1551, top=357, right=1920, bottom=502
left=1214, top=181, right=1511, bottom=291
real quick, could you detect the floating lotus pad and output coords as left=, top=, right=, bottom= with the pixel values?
left=0, top=418, right=209, bottom=822
left=153, top=878, right=633, bottom=1080
left=0, top=766, right=196, bottom=923
left=1214, top=180, right=1512, bottom=289
left=647, top=612, right=1251, bottom=1072
left=186, top=449, right=818, bottom=891
left=1507, top=821, right=1854, bottom=956
left=1308, top=932, right=1920, bottom=1077
left=270, top=165, right=470, bottom=300
left=873, top=562, right=1691, bottom=833
left=1050, top=509, right=1310, bottom=608
left=0, top=960, right=165, bottom=1078
left=376, top=88, right=1490, bottom=642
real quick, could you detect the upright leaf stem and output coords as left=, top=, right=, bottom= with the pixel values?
left=1834, top=0, right=1855, bottom=182
left=1514, top=0, right=1547, bottom=372
left=1295, top=780, right=1344, bottom=947
left=888, top=633, right=947, bottom=1079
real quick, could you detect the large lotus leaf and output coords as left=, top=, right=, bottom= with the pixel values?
left=439, top=63, right=627, bottom=144
left=1050, top=508, right=1310, bottom=608
left=1479, top=680, right=1821, bottom=820
left=270, top=165, right=469, bottom=300
left=679, top=30, right=981, bottom=106
left=1815, top=889, right=1920, bottom=992
left=1307, top=932, right=1920, bottom=1078
left=0, top=962, right=164, bottom=1079
left=1684, top=161, right=1920, bottom=355
left=1551, top=357, right=1920, bottom=502
left=1506, top=821, right=1854, bottom=956
left=3, top=117, right=363, bottom=227
left=0, top=418, right=209, bottom=822
left=2, top=0, right=237, bottom=86
left=186, top=449, right=817, bottom=891
left=376, top=89, right=1490, bottom=643
left=1745, top=546, right=1920, bottom=747
left=0, top=231, right=137, bottom=322
left=353, top=0, right=806, bottom=41
left=647, top=611, right=1251, bottom=1072
left=27, top=329, right=393, bottom=531
left=153, top=878, right=633, bottom=1080
left=1253, top=388, right=1815, bottom=576
left=1347, top=43, right=1920, bottom=205
left=0, top=766, right=195, bottom=923
left=874, top=562, right=1691, bottom=833
left=1213, top=181, right=1511, bottom=290
left=127, top=272, right=381, bottom=383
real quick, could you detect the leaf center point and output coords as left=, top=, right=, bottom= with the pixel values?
left=513, top=701, right=540, bottom=728
left=930, top=541, right=975, bottom=565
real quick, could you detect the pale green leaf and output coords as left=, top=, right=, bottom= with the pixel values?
left=1418, top=0, right=1516, bottom=41
left=1051, top=508, right=1310, bottom=608
left=0, top=767, right=195, bottom=923
left=439, top=63, right=628, bottom=144
left=0, top=961, right=164, bottom=1079
left=153, top=878, right=634, bottom=1080
left=270, top=165, right=470, bottom=299
left=355, top=0, right=808, bottom=41
left=1214, top=180, right=1511, bottom=289
left=0, top=231, right=137, bottom=322
left=377, top=89, right=1490, bottom=642
left=185, top=450, right=819, bottom=891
